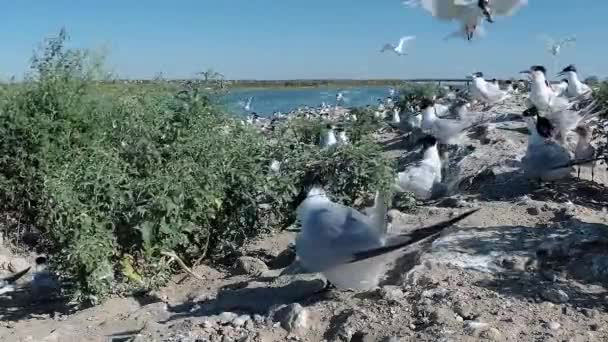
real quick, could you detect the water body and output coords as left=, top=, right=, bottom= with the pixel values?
left=221, top=86, right=395, bottom=117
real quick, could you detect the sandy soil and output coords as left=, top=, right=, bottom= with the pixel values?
left=2, top=96, right=608, bottom=342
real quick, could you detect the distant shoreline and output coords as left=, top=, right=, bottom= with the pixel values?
left=107, top=78, right=473, bottom=90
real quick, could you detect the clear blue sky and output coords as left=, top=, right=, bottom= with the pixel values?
left=1, top=1, right=606, bottom=80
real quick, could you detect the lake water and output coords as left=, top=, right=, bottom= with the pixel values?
left=221, top=86, right=395, bottom=117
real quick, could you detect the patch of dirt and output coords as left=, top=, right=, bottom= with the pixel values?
left=2, top=97, right=608, bottom=342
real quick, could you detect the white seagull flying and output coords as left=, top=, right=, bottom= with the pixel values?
left=381, top=36, right=416, bottom=55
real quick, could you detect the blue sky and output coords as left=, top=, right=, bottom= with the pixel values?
left=1, top=1, right=606, bottom=80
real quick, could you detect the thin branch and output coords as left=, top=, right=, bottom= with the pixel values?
left=160, top=250, right=206, bottom=281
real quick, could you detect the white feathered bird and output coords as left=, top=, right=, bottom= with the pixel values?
left=557, top=65, right=592, bottom=98
left=405, top=0, right=528, bottom=40
left=381, top=36, right=416, bottom=55
left=395, top=136, right=443, bottom=200
left=470, top=72, right=510, bottom=106
left=294, top=181, right=479, bottom=290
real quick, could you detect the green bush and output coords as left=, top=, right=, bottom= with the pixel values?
left=394, top=82, right=447, bottom=111
left=0, top=30, right=394, bottom=302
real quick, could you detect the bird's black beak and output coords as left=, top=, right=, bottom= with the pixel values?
left=556, top=71, right=565, bottom=77
left=519, top=70, right=531, bottom=75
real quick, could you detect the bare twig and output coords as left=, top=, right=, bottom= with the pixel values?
left=160, top=250, right=206, bottom=281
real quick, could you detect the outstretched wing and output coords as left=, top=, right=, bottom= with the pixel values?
left=380, top=43, right=394, bottom=52
left=491, top=0, right=528, bottom=16
left=398, top=36, right=416, bottom=47
left=420, top=0, right=466, bottom=21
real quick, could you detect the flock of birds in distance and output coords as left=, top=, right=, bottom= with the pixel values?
left=0, top=0, right=603, bottom=296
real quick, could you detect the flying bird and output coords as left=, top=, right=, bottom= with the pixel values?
left=381, top=36, right=416, bottom=55
left=540, top=35, right=576, bottom=57
left=406, top=0, right=528, bottom=41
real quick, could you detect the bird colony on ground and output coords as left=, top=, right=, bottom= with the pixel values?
left=1, top=0, right=602, bottom=296
left=233, top=0, right=604, bottom=292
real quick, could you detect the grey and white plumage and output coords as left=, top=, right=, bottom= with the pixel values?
left=551, top=79, right=569, bottom=97
left=521, top=66, right=569, bottom=112
left=381, top=36, right=416, bottom=55
left=336, top=129, right=350, bottom=145
left=395, top=136, right=442, bottom=200
left=421, top=98, right=485, bottom=144
left=470, top=72, right=511, bottom=106
left=558, top=65, right=592, bottom=98
left=406, top=0, right=528, bottom=40
left=0, top=266, right=31, bottom=296
left=540, top=35, right=576, bottom=57
left=320, top=125, right=338, bottom=147
left=295, top=185, right=479, bottom=290
left=520, top=107, right=574, bottom=181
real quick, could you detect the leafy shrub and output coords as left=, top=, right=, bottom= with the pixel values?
left=394, top=82, right=447, bottom=111
left=0, top=30, right=394, bottom=302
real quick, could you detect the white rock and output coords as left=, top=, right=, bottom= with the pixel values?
left=271, top=303, right=309, bottom=332
left=548, top=321, right=561, bottom=330
left=232, top=315, right=251, bottom=327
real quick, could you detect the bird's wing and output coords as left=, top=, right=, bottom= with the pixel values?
left=398, top=36, right=416, bottom=49
left=348, top=209, right=480, bottom=263
left=490, top=0, right=528, bottom=16
left=434, top=103, right=450, bottom=116
left=420, top=0, right=465, bottom=21
left=558, top=36, right=576, bottom=47
left=0, top=267, right=31, bottom=285
left=380, top=43, right=394, bottom=52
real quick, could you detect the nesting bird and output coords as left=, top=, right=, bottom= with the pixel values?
left=320, top=124, right=338, bottom=147
left=421, top=97, right=483, bottom=144
left=395, top=135, right=443, bottom=200
left=293, top=178, right=480, bottom=290
left=520, top=107, right=575, bottom=182
left=470, top=72, right=511, bottom=107
left=558, top=65, right=592, bottom=98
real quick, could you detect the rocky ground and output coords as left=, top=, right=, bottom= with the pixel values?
left=2, top=96, right=608, bottom=342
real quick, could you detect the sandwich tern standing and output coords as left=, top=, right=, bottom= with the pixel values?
left=320, top=124, right=338, bottom=147
left=336, top=128, right=350, bottom=145
left=395, top=136, right=443, bottom=199
left=521, top=66, right=569, bottom=112
left=381, top=36, right=416, bottom=55
left=293, top=179, right=480, bottom=290
left=558, top=65, right=592, bottom=98
left=470, top=72, right=511, bottom=107
left=420, top=97, right=485, bottom=144
left=520, top=107, right=574, bottom=182
left=551, top=79, right=569, bottom=97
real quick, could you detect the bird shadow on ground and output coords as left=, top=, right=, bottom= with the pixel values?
left=0, top=291, right=76, bottom=322
left=161, top=275, right=330, bottom=323
left=461, top=167, right=608, bottom=211
left=427, top=220, right=608, bottom=310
